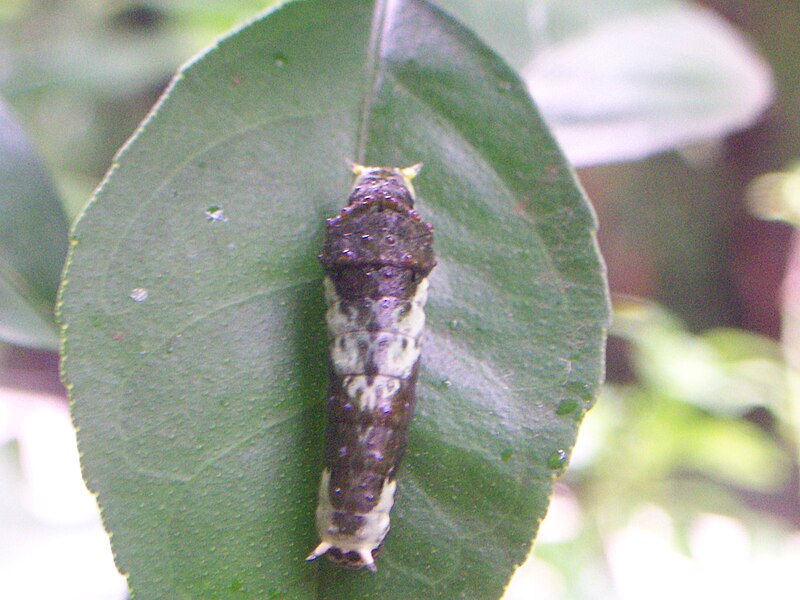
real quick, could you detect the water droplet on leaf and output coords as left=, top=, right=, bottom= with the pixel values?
left=547, top=449, right=568, bottom=470
left=129, top=288, right=148, bottom=302
left=204, top=205, right=228, bottom=223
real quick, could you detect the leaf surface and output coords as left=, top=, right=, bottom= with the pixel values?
left=59, top=1, right=608, bottom=597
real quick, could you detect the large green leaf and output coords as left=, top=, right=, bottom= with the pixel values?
left=0, top=100, right=68, bottom=350
left=59, top=0, right=608, bottom=597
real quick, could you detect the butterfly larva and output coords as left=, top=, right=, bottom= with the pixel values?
left=306, top=163, right=436, bottom=572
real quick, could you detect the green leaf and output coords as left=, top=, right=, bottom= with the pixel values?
left=0, top=100, right=68, bottom=350
left=58, top=1, right=608, bottom=598
left=434, top=0, right=774, bottom=166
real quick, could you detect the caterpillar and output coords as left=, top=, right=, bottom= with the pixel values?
left=306, top=163, right=436, bottom=572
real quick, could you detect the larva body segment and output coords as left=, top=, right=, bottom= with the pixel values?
left=307, top=164, right=435, bottom=572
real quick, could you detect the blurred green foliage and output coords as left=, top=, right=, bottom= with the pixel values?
left=527, top=296, right=800, bottom=599
left=0, top=0, right=281, bottom=220
left=0, top=103, right=67, bottom=349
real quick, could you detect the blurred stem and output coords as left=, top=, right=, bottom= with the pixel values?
left=780, top=231, right=800, bottom=482
left=748, top=164, right=800, bottom=483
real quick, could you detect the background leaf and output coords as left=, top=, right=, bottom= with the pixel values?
left=59, top=0, right=608, bottom=598
left=434, top=0, right=774, bottom=166
left=0, top=100, right=68, bottom=350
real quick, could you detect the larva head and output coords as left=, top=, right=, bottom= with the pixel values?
left=348, top=163, right=423, bottom=209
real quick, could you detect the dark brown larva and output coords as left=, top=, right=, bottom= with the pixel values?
left=306, top=164, right=435, bottom=571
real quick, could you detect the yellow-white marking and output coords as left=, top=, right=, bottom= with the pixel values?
left=343, top=375, right=401, bottom=411
left=392, top=278, right=429, bottom=337
left=349, top=162, right=423, bottom=200
left=322, top=276, right=339, bottom=305
left=324, top=277, right=430, bottom=382
left=331, top=331, right=419, bottom=378
left=307, top=468, right=397, bottom=572
left=323, top=277, right=429, bottom=339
